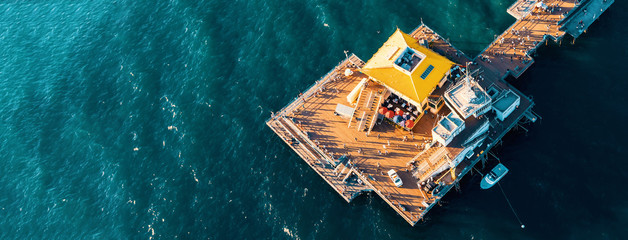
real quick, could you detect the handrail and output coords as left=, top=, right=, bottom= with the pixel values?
left=281, top=117, right=335, bottom=166
left=367, top=89, right=387, bottom=135
left=364, top=91, right=373, bottom=109
left=274, top=119, right=367, bottom=201
left=357, top=111, right=367, bottom=131
left=348, top=83, right=366, bottom=128
left=558, top=0, right=592, bottom=25
left=276, top=118, right=321, bottom=160
left=411, top=24, right=472, bottom=62
left=351, top=169, right=418, bottom=224
left=270, top=54, right=363, bottom=121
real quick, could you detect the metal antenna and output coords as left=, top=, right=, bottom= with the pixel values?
left=465, top=62, right=471, bottom=86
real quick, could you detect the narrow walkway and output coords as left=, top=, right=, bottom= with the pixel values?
left=478, top=0, right=578, bottom=79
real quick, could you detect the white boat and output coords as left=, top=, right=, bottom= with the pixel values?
left=480, top=163, right=508, bottom=189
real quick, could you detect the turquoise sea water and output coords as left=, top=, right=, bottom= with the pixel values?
left=0, top=0, right=626, bottom=239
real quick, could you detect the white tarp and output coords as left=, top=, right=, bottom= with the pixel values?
left=536, top=2, right=548, bottom=10
left=346, top=78, right=367, bottom=105
left=335, top=103, right=354, bottom=119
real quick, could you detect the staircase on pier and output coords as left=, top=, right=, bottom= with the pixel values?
left=349, top=82, right=386, bottom=133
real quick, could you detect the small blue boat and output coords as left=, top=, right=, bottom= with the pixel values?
left=480, top=163, right=509, bottom=189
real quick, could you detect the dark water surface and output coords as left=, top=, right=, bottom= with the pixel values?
left=0, top=0, right=626, bottom=239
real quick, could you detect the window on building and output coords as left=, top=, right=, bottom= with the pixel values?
left=420, top=65, right=434, bottom=79
left=394, top=48, right=422, bottom=72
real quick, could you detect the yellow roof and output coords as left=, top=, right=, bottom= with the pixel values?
left=361, top=29, right=455, bottom=105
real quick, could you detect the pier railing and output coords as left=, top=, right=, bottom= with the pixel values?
left=269, top=53, right=368, bottom=169
left=269, top=117, right=367, bottom=202
left=351, top=167, right=421, bottom=224
left=558, top=0, right=591, bottom=25
left=270, top=54, right=364, bottom=122
left=411, top=24, right=472, bottom=63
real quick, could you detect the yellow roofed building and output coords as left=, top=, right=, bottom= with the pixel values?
left=361, top=29, right=455, bottom=118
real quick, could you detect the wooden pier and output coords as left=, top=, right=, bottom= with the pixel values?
left=267, top=0, right=611, bottom=226
left=477, top=0, right=613, bottom=80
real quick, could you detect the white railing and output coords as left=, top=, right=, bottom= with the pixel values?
left=271, top=54, right=364, bottom=121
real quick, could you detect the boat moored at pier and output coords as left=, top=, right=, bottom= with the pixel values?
left=481, top=163, right=510, bottom=189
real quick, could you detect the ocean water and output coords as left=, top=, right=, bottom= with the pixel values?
left=0, top=0, right=626, bottom=239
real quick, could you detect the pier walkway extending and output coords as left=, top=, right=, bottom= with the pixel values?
left=478, top=0, right=613, bottom=80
